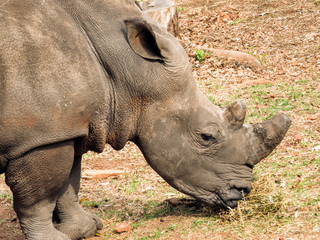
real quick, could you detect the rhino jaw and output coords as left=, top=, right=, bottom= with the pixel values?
left=172, top=178, right=251, bottom=209
left=248, top=113, right=291, bottom=166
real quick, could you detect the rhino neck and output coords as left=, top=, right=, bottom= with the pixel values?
left=55, top=0, right=142, bottom=150
left=58, top=0, right=191, bottom=151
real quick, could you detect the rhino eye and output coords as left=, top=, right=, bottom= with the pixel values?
left=201, top=134, right=217, bottom=143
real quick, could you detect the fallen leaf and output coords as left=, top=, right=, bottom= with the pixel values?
left=292, top=135, right=303, bottom=144
left=307, top=112, right=320, bottom=120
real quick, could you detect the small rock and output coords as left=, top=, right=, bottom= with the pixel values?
left=114, top=222, right=132, bottom=233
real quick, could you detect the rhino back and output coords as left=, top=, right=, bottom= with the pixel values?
left=0, top=0, right=109, bottom=160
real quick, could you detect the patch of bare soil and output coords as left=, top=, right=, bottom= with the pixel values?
left=0, top=178, right=23, bottom=240
left=178, top=0, right=319, bottom=83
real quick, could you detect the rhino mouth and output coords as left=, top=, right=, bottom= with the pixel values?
left=173, top=180, right=245, bottom=208
left=215, top=194, right=241, bottom=209
left=196, top=189, right=246, bottom=209
left=190, top=190, right=243, bottom=209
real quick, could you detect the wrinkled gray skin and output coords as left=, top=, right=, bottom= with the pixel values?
left=0, top=0, right=291, bottom=239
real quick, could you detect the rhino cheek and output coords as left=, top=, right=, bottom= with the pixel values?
left=137, top=122, right=219, bottom=200
left=136, top=119, right=186, bottom=181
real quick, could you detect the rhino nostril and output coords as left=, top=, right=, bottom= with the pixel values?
left=245, top=163, right=254, bottom=169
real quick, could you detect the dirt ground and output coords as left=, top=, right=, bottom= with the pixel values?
left=1, top=0, right=319, bottom=239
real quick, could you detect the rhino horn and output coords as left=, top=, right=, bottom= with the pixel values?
left=223, top=100, right=247, bottom=130
left=248, top=113, right=291, bottom=166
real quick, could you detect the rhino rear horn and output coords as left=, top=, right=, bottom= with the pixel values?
left=125, top=18, right=171, bottom=60
left=223, top=101, right=247, bottom=130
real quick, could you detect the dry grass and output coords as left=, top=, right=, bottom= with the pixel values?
left=222, top=175, right=286, bottom=223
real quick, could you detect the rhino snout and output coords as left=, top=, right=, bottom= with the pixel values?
left=219, top=184, right=252, bottom=208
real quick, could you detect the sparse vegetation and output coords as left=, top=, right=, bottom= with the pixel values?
left=194, top=49, right=205, bottom=62
left=231, top=18, right=243, bottom=25
left=177, top=6, right=184, bottom=12
left=0, top=192, right=13, bottom=204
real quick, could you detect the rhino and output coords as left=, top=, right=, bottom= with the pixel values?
left=0, top=0, right=291, bottom=239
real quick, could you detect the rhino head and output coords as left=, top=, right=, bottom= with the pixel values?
left=108, top=18, right=291, bottom=208
left=136, top=96, right=290, bottom=208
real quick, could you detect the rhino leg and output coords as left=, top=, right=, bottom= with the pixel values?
left=53, top=155, right=103, bottom=240
left=5, top=141, right=75, bottom=240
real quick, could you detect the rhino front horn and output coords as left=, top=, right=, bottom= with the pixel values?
left=249, top=113, right=291, bottom=166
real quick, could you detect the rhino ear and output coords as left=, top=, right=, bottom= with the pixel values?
left=125, top=19, right=171, bottom=60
